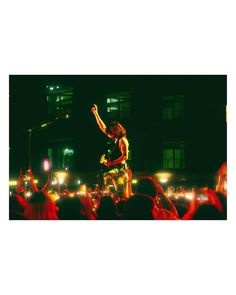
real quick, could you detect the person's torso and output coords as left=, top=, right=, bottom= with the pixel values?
left=107, top=137, right=128, bottom=163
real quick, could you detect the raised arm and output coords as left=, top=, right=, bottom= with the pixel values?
left=91, top=104, right=111, bottom=137
left=16, top=168, right=24, bottom=194
left=154, top=183, right=179, bottom=217
left=27, top=169, right=39, bottom=192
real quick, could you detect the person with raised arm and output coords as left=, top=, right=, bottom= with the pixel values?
left=91, top=104, right=129, bottom=193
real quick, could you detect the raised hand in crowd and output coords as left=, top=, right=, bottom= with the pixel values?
left=26, top=169, right=39, bottom=192
left=216, top=162, right=227, bottom=196
left=137, top=176, right=179, bottom=218
left=15, top=168, right=25, bottom=194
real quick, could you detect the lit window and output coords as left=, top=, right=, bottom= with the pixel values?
left=110, top=98, right=118, bottom=103
left=106, top=92, right=131, bottom=118
left=62, top=148, right=74, bottom=169
left=46, top=86, right=73, bottom=118
left=163, top=142, right=185, bottom=169
left=63, top=148, right=74, bottom=156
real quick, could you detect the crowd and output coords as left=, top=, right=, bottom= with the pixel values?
left=9, top=163, right=227, bottom=220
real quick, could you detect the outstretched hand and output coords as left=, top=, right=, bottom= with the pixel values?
left=91, top=104, right=98, bottom=114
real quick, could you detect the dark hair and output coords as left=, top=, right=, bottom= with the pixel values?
left=58, top=198, right=85, bottom=220
left=175, top=204, right=188, bottom=218
left=28, top=191, right=47, bottom=204
left=96, top=196, right=118, bottom=220
left=123, top=194, right=155, bottom=220
left=192, top=204, right=224, bottom=220
left=24, top=192, right=58, bottom=220
left=9, top=195, right=27, bottom=213
left=117, top=200, right=127, bottom=218
left=137, top=176, right=160, bottom=198
left=106, top=121, right=126, bottom=138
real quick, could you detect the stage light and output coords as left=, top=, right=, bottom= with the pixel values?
left=56, top=86, right=59, bottom=89
left=76, top=192, right=86, bottom=196
left=49, top=87, right=54, bottom=90
left=77, top=180, right=81, bottom=185
left=159, top=178, right=168, bottom=183
left=9, top=180, right=17, bottom=186
left=154, top=172, right=172, bottom=183
left=25, top=191, right=32, bottom=197
left=51, top=192, right=59, bottom=201
left=54, top=171, right=68, bottom=184
left=41, top=123, right=47, bottom=128
left=185, top=193, right=193, bottom=200
left=132, top=179, right=138, bottom=184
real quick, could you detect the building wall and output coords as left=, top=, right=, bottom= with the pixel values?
left=35, top=76, right=226, bottom=185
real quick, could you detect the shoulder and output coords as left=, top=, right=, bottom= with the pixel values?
left=119, top=137, right=129, bottom=146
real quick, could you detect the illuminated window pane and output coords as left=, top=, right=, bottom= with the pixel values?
left=47, top=86, right=73, bottom=118
left=62, top=148, right=74, bottom=169
left=106, top=92, right=131, bottom=119
left=163, top=142, right=185, bottom=169
left=63, top=148, right=74, bottom=156
left=110, top=98, right=118, bottom=103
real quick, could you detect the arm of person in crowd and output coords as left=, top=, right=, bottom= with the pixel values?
left=156, top=184, right=179, bottom=217
left=182, top=191, right=198, bottom=220
left=40, top=173, right=51, bottom=192
left=203, top=188, right=223, bottom=213
left=27, top=169, right=39, bottom=192
left=215, top=162, right=227, bottom=196
left=105, top=137, right=129, bottom=167
left=16, top=168, right=24, bottom=194
left=159, top=195, right=179, bottom=217
left=91, top=104, right=112, bottom=137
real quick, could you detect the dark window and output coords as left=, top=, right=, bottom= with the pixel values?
left=46, top=86, right=73, bottom=118
left=162, top=95, right=184, bottom=120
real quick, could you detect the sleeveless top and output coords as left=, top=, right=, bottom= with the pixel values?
left=107, top=137, right=125, bottom=162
